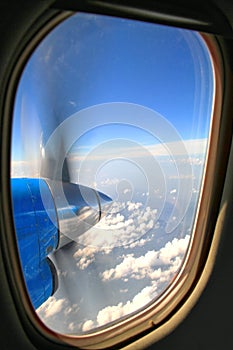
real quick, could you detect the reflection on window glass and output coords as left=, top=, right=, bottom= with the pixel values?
left=11, top=13, right=214, bottom=334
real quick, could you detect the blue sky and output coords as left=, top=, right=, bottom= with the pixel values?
left=12, top=12, right=214, bottom=163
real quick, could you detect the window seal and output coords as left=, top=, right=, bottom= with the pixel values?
left=50, top=0, right=233, bottom=36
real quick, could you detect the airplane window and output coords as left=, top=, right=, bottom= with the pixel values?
left=11, top=12, right=214, bottom=338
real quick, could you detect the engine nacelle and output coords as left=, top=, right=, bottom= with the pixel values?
left=11, top=178, right=112, bottom=308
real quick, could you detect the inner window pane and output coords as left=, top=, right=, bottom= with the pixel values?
left=11, top=13, right=214, bottom=334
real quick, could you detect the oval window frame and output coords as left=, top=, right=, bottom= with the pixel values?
left=4, top=10, right=226, bottom=349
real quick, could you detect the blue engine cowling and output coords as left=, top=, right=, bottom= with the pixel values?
left=11, top=178, right=112, bottom=309
left=11, top=178, right=59, bottom=309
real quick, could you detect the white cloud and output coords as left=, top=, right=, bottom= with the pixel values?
left=123, top=188, right=131, bottom=194
left=82, top=320, right=95, bottom=332
left=82, top=282, right=158, bottom=332
left=37, top=296, right=66, bottom=318
left=36, top=193, right=192, bottom=336
left=100, top=177, right=120, bottom=186
left=125, top=235, right=155, bottom=249
left=147, top=139, right=207, bottom=157
left=73, top=246, right=98, bottom=269
left=127, top=201, right=143, bottom=211
left=75, top=201, right=158, bottom=249
left=158, top=236, right=189, bottom=264
left=37, top=230, right=190, bottom=334
left=101, top=235, right=190, bottom=282
left=11, top=160, right=40, bottom=178
left=68, top=139, right=207, bottom=165
left=81, top=235, right=190, bottom=332
left=37, top=295, right=81, bottom=333
left=37, top=234, right=190, bottom=334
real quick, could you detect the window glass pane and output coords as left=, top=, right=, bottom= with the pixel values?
left=11, top=13, right=214, bottom=334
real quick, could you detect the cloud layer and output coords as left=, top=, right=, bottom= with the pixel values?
left=81, top=234, right=190, bottom=331
left=74, top=200, right=158, bottom=249
left=37, top=229, right=190, bottom=334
